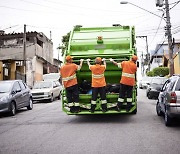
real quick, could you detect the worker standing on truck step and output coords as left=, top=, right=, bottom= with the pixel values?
left=110, top=55, right=138, bottom=112
left=60, top=55, right=84, bottom=113
left=87, top=57, right=108, bottom=113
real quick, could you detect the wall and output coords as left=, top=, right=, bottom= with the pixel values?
left=0, top=45, right=36, bottom=61
left=174, top=52, right=180, bottom=74
left=34, top=57, right=43, bottom=81
left=0, top=61, right=3, bottom=80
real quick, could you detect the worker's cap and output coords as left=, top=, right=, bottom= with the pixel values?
left=95, top=57, right=102, bottom=62
left=131, top=55, right=138, bottom=61
left=66, top=55, right=73, bottom=61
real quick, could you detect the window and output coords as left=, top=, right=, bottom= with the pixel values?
left=175, top=78, right=180, bottom=91
left=18, top=81, right=26, bottom=90
left=162, top=80, right=170, bottom=91
left=12, top=82, right=21, bottom=92
left=53, top=82, right=57, bottom=88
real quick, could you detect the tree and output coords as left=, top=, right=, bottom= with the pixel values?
left=57, top=25, right=83, bottom=56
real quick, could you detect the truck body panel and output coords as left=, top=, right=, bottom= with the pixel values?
left=62, top=26, right=137, bottom=115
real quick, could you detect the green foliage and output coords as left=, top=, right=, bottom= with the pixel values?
left=146, top=71, right=154, bottom=77
left=57, top=32, right=70, bottom=56
left=153, top=67, right=169, bottom=77
left=146, top=67, right=169, bottom=77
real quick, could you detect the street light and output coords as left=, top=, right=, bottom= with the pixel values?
left=120, top=1, right=174, bottom=76
left=120, top=1, right=165, bottom=20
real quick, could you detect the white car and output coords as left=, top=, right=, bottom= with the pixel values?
left=31, top=73, right=62, bottom=102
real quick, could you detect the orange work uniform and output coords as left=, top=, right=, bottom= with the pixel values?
left=89, top=64, right=106, bottom=87
left=60, top=63, right=79, bottom=88
left=119, top=61, right=137, bottom=86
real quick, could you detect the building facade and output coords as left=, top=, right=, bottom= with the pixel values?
left=0, top=31, right=58, bottom=87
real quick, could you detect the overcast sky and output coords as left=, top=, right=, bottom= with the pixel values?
left=1, top=0, right=180, bottom=59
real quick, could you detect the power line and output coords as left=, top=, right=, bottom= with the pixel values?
left=149, top=13, right=164, bottom=46
left=2, top=25, right=19, bottom=31
left=169, top=0, right=180, bottom=10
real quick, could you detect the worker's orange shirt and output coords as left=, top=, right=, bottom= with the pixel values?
left=60, top=63, right=78, bottom=88
left=90, top=64, right=106, bottom=88
left=119, top=61, right=137, bottom=86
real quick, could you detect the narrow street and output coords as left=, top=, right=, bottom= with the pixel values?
left=0, top=89, right=180, bottom=154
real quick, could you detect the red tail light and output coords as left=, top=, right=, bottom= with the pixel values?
left=170, top=92, right=177, bottom=103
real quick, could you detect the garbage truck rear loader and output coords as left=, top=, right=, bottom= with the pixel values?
left=62, top=26, right=137, bottom=115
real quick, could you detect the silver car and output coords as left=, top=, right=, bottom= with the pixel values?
left=0, top=80, right=33, bottom=116
left=156, top=75, right=180, bottom=126
left=31, top=80, right=62, bottom=102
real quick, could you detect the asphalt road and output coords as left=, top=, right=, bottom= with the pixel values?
left=0, top=89, right=180, bottom=154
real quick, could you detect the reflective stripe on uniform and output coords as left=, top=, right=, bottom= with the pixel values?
left=68, top=102, right=74, bottom=107
left=127, top=98, right=132, bottom=102
left=118, top=98, right=124, bottom=102
left=77, top=66, right=81, bottom=71
left=91, top=100, right=96, bottom=104
left=62, top=74, right=76, bottom=81
left=92, top=74, right=104, bottom=78
left=118, top=63, right=122, bottom=68
left=122, top=72, right=135, bottom=78
left=101, top=100, right=107, bottom=104
left=74, top=102, right=80, bottom=106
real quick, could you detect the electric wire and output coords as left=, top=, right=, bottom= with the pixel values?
left=149, top=13, right=164, bottom=46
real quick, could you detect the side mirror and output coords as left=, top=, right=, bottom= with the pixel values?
left=16, top=89, right=21, bottom=93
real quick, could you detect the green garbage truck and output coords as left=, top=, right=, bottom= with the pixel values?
left=61, top=26, right=137, bottom=115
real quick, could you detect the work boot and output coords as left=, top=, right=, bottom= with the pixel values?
left=101, top=104, right=108, bottom=112
left=70, top=106, right=75, bottom=113
left=126, top=103, right=132, bottom=112
left=74, top=106, right=81, bottom=113
left=90, top=104, right=96, bottom=113
left=116, top=102, right=122, bottom=112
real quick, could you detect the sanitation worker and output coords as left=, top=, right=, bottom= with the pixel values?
left=60, top=55, right=84, bottom=113
left=87, top=57, right=108, bottom=113
left=110, top=55, right=138, bottom=112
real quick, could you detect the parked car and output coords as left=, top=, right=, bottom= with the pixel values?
left=156, top=75, right=180, bottom=126
left=146, top=77, right=167, bottom=99
left=0, top=80, right=33, bottom=116
left=139, top=76, right=152, bottom=89
left=31, top=80, right=62, bottom=102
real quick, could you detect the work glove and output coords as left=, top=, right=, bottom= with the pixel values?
left=102, top=58, right=106, bottom=61
left=87, top=59, right=91, bottom=62
left=80, top=59, right=84, bottom=62
left=109, top=58, right=113, bottom=62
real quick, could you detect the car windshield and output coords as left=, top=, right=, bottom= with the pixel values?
left=141, top=77, right=152, bottom=83
left=0, top=82, right=12, bottom=93
left=151, top=78, right=166, bottom=85
left=33, top=82, right=52, bottom=89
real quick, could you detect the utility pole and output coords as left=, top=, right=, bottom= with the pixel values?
left=136, top=35, right=150, bottom=71
left=164, top=0, right=174, bottom=76
left=23, top=24, right=26, bottom=82
left=156, top=0, right=174, bottom=76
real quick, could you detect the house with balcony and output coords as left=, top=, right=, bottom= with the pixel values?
left=0, top=30, right=59, bottom=87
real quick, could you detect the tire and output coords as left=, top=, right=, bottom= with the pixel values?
left=57, top=93, right=61, bottom=100
left=156, top=101, right=163, bottom=116
left=164, top=108, right=172, bottom=126
left=9, top=102, right=16, bottom=116
left=27, top=98, right=33, bottom=110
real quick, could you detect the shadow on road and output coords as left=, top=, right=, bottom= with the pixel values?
left=69, top=114, right=136, bottom=124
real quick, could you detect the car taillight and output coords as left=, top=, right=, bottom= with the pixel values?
left=170, top=92, right=177, bottom=103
